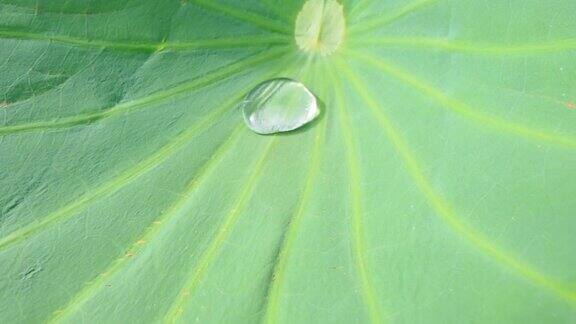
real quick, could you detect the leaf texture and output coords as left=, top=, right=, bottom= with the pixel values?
left=0, top=0, right=575, bottom=323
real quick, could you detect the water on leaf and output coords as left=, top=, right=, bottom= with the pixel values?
left=240, top=78, right=319, bottom=134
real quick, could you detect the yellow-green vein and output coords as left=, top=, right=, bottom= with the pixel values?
left=0, top=96, right=227, bottom=251
left=261, top=122, right=325, bottom=324
left=350, top=37, right=576, bottom=55
left=0, top=53, right=293, bottom=252
left=347, top=0, right=374, bottom=21
left=0, top=1, right=137, bottom=15
left=259, top=0, right=293, bottom=25
left=0, top=47, right=287, bottom=136
left=0, top=29, right=290, bottom=52
left=163, top=137, right=278, bottom=323
left=48, top=124, right=246, bottom=324
left=329, top=58, right=385, bottom=323
left=349, top=0, right=441, bottom=35
left=335, top=57, right=576, bottom=306
left=192, top=0, right=291, bottom=35
left=261, top=60, right=327, bottom=324
left=348, top=50, right=576, bottom=149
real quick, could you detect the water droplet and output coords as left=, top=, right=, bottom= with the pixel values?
left=240, top=78, right=319, bottom=134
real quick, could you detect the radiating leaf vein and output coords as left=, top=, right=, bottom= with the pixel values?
left=0, top=50, right=294, bottom=250
left=48, top=125, right=246, bottom=324
left=336, top=57, right=576, bottom=306
left=0, top=29, right=290, bottom=52
left=163, top=137, right=278, bottom=323
left=352, top=37, right=576, bottom=55
left=330, top=59, right=385, bottom=324
left=0, top=48, right=287, bottom=136
left=191, top=0, right=291, bottom=35
left=350, top=0, right=441, bottom=35
left=262, top=89, right=327, bottom=324
left=348, top=50, right=576, bottom=149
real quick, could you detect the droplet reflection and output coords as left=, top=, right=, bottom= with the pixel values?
left=240, top=78, right=319, bottom=134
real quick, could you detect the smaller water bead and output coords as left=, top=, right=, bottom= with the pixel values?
left=240, top=78, right=320, bottom=135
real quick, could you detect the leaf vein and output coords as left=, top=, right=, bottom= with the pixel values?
left=350, top=0, right=441, bottom=35
left=0, top=48, right=287, bottom=136
left=47, top=125, right=246, bottom=323
left=191, top=0, right=291, bottom=35
left=330, top=59, right=385, bottom=324
left=0, top=49, right=293, bottom=251
left=352, top=37, right=576, bottom=55
left=163, top=137, right=278, bottom=323
left=261, top=100, right=327, bottom=324
left=349, top=51, right=576, bottom=149
left=0, top=29, right=290, bottom=52
left=336, top=57, right=576, bottom=306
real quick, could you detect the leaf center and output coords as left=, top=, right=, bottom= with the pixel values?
left=294, top=0, right=346, bottom=56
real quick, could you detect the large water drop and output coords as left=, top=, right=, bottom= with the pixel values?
left=240, top=78, right=319, bottom=134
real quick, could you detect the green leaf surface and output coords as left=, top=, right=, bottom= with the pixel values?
left=1, top=0, right=575, bottom=323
